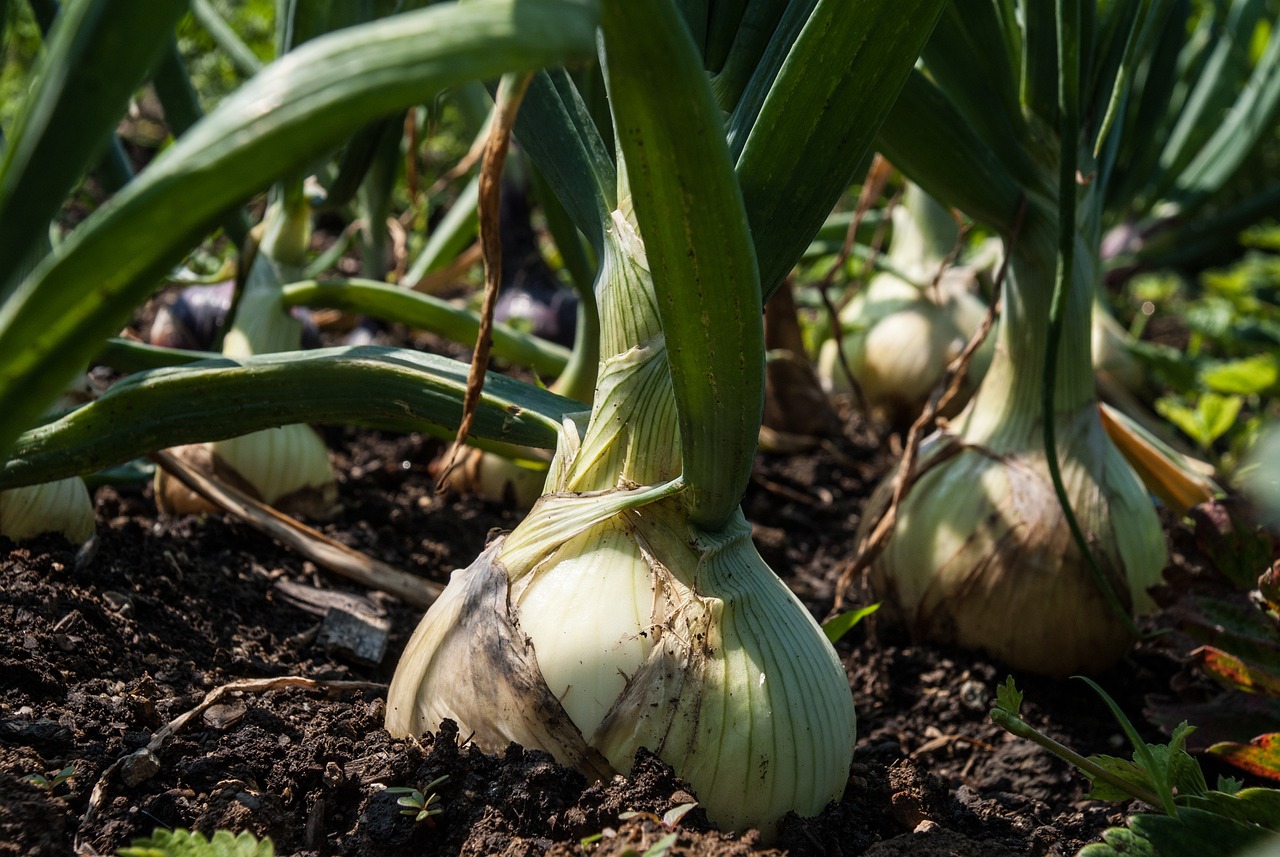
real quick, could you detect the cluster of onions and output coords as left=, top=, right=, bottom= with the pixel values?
left=157, top=189, right=337, bottom=516
left=817, top=184, right=992, bottom=426
left=861, top=211, right=1167, bottom=676
left=387, top=210, right=855, bottom=837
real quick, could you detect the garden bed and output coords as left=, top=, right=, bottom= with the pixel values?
left=0, top=419, right=1238, bottom=856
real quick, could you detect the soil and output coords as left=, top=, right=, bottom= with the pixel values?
left=0, top=405, right=1269, bottom=856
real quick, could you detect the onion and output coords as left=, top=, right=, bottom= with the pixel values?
left=386, top=211, right=854, bottom=838
left=862, top=222, right=1167, bottom=676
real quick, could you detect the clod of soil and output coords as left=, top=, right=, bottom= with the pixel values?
left=0, top=423, right=1253, bottom=856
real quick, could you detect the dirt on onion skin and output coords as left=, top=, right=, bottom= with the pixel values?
left=0, top=422, right=1250, bottom=857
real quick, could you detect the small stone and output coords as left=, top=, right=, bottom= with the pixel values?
left=316, top=607, right=390, bottom=666
left=120, top=749, right=161, bottom=786
left=202, top=701, right=247, bottom=730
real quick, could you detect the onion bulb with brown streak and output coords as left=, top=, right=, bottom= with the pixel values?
left=861, top=220, right=1167, bottom=677
left=386, top=210, right=855, bottom=839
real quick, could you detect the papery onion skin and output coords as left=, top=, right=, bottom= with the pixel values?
left=385, top=500, right=855, bottom=839
left=0, top=476, right=95, bottom=544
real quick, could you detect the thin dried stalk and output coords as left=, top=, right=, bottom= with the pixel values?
left=151, top=450, right=441, bottom=608
left=437, top=72, right=535, bottom=490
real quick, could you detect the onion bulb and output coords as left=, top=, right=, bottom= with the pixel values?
left=1, top=385, right=95, bottom=543
left=819, top=186, right=992, bottom=425
left=387, top=211, right=854, bottom=838
left=0, top=477, right=94, bottom=544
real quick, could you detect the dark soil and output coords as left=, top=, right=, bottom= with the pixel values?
left=0, top=415, right=1265, bottom=856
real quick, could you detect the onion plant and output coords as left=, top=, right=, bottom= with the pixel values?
left=0, top=0, right=948, bottom=839
left=816, top=182, right=992, bottom=426
left=861, top=0, right=1280, bottom=677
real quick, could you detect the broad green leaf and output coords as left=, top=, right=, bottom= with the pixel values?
left=877, top=70, right=1025, bottom=236
left=600, top=0, right=762, bottom=529
left=512, top=68, right=616, bottom=252
left=1156, top=394, right=1242, bottom=448
left=0, top=0, right=187, bottom=294
left=0, top=0, right=600, bottom=459
left=280, top=279, right=571, bottom=377
left=734, top=0, right=949, bottom=299
left=1200, top=354, right=1280, bottom=395
left=1078, top=825, right=1157, bottom=857
left=0, top=346, right=575, bottom=490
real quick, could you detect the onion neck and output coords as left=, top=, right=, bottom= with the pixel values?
left=955, top=209, right=1096, bottom=448
left=547, top=209, right=682, bottom=494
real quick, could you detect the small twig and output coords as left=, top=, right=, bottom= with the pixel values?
left=749, top=471, right=832, bottom=507
left=406, top=240, right=483, bottom=294
left=436, top=72, right=535, bottom=492
left=835, top=196, right=1029, bottom=608
left=79, top=676, right=384, bottom=851
left=150, top=450, right=441, bottom=608
left=404, top=109, right=420, bottom=206
left=424, top=106, right=494, bottom=199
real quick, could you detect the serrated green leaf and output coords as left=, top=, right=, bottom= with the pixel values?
left=1086, top=754, right=1159, bottom=802
left=118, top=828, right=275, bottom=857
left=995, top=677, right=1023, bottom=715
left=1079, top=825, right=1158, bottom=857
left=1186, top=786, right=1280, bottom=828
left=1128, top=806, right=1274, bottom=857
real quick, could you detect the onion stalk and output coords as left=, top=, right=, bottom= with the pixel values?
left=862, top=3, right=1180, bottom=676
left=387, top=211, right=855, bottom=837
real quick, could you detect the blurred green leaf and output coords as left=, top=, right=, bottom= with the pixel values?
left=0, top=0, right=600, bottom=458
left=1200, top=354, right=1280, bottom=395
left=0, top=0, right=187, bottom=294
left=1156, top=393, right=1243, bottom=448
